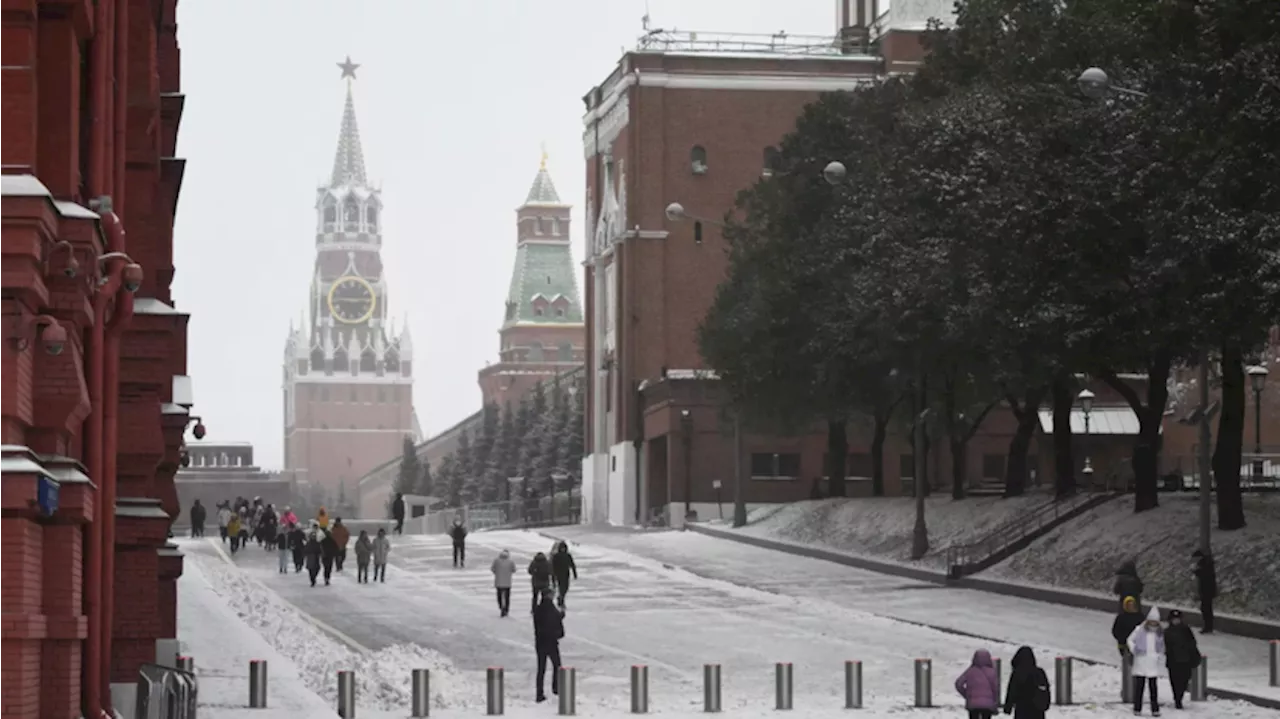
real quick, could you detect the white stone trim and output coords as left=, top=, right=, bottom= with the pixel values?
left=637, top=72, right=873, bottom=92
left=623, top=229, right=669, bottom=240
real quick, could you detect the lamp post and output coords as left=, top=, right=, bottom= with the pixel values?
left=680, top=409, right=695, bottom=522
left=1078, top=66, right=1213, bottom=551
left=1248, top=366, right=1268, bottom=482
left=1078, top=389, right=1095, bottom=486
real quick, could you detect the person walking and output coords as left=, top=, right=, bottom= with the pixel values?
left=1164, top=609, right=1201, bottom=709
left=1191, top=549, right=1217, bottom=633
left=1126, top=606, right=1166, bottom=716
left=1002, top=646, right=1051, bottom=719
left=372, top=528, right=391, bottom=583
left=320, top=526, right=338, bottom=586
left=392, top=493, right=406, bottom=535
left=217, top=502, right=232, bottom=543
left=189, top=500, right=206, bottom=538
left=1113, top=559, right=1144, bottom=612
left=276, top=524, right=290, bottom=573
left=279, top=505, right=298, bottom=528
left=532, top=587, right=565, bottom=703
left=528, top=551, right=552, bottom=614
left=449, top=519, right=468, bottom=568
left=316, top=506, right=330, bottom=529
left=289, top=523, right=306, bottom=572
left=227, top=512, right=243, bottom=554
left=551, top=541, right=578, bottom=609
left=305, top=527, right=324, bottom=587
left=954, top=649, right=1000, bottom=719
left=1112, top=596, right=1144, bottom=658
left=491, top=550, right=516, bottom=617
left=331, top=518, right=351, bottom=571
left=354, top=530, right=373, bottom=584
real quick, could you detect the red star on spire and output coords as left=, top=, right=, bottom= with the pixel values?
left=337, top=56, right=360, bottom=80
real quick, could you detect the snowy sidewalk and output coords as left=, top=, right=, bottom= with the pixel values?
left=178, top=551, right=339, bottom=718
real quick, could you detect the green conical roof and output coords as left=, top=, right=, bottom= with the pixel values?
left=504, top=242, right=582, bottom=325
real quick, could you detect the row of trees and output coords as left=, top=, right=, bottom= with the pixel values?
left=698, top=0, right=1279, bottom=527
left=392, top=374, right=585, bottom=513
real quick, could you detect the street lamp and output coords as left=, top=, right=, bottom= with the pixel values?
left=1078, top=389, right=1095, bottom=488
left=1248, top=365, right=1268, bottom=482
left=822, top=161, right=847, bottom=185
left=680, top=409, right=695, bottom=522
left=1076, top=67, right=1149, bottom=100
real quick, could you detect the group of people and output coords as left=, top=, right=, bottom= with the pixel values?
left=192, top=497, right=393, bottom=587
left=1111, top=598, right=1204, bottom=714
left=954, top=646, right=1052, bottom=719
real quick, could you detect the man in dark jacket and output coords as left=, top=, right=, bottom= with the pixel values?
left=1003, top=645, right=1050, bottom=719
left=1112, top=559, right=1144, bottom=611
left=289, top=524, right=306, bottom=572
left=449, top=519, right=468, bottom=568
left=1192, top=549, right=1217, bottom=633
left=189, top=500, right=206, bottom=538
left=305, top=533, right=324, bottom=587
left=532, top=588, right=565, bottom=703
left=1111, top=596, right=1144, bottom=657
left=320, top=528, right=338, bottom=586
left=1164, top=609, right=1201, bottom=709
left=551, top=542, right=578, bottom=609
left=392, top=493, right=406, bottom=535
left=528, top=552, right=552, bottom=614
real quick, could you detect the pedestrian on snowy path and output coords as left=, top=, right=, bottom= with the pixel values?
left=227, top=513, right=243, bottom=554
left=1113, top=559, right=1144, bottom=611
left=331, top=518, right=350, bottom=571
left=449, top=519, right=468, bottom=568
left=491, top=550, right=516, bottom=617
left=320, top=527, right=338, bottom=585
left=1002, top=646, right=1050, bottom=719
left=392, top=493, right=406, bottom=535
left=532, top=587, right=565, bottom=703
left=1191, top=549, right=1216, bottom=633
left=189, top=500, right=206, bottom=538
left=354, top=530, right=373, bottom=583
left=217, top=502, right=232, bottom=543
left=372, top=528, right=391, bottom=583
left=551, top=542, right=577, bottom=609
left=1164, top=609, right=1200, bottom=709
left=955, top=649, right=1000, bottom=719
left=305, top=530, right=323, bottom=587
left=1112, top=596, right=1144, bottom=658
left=276, top=524, right=290, bottom=573
left=528, top=552, right=552, bottom=614
left=1126, top=606, right=1166, bottom=716
left=289, top=524, right=306, bottom=572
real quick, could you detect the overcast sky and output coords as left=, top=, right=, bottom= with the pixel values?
left=173, top=0, right=837, bottom=469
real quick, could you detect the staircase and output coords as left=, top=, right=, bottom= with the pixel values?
left=944, top=491, right=1121, bottom=579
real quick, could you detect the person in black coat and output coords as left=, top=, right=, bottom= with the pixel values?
left=1164, top=609, right=1201, bottom=709
left=289, top=525, right=306, bottom=572
left=1003, top=645, right=1050, bottom=719
left=1113, top=559, right=1144, bottom=611
left=528, top=552, right=552, bottom=614
left=320, top=528, right=338, bottom=585
left=1192, top=549, right=1217, bottom=633
left=305, top=533, right=324, bottom=587
left=449, top=519, right=468, bottom=568
left=551, top=542, right=578, bottom=609
left=1112, top=595, right=1144, bottom=657
left=392, top=493, right=406, bottom=535
left=189, top=500, right=206, bottom=538
left=532, top=588, right=565, bottom=703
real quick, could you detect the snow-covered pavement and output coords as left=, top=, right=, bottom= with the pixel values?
left=178, top=530, right=1277, bottom=717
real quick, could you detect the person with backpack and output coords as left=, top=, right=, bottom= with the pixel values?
left=551, top=542, right=578, bottom=609
left=528, top=551, right=553, bottom=614
left=954, top=649, right=1000, bottom=719
left=1164, top=609, right=1201, bottom=709
left=532, top=587, right=565, bottom=703
left=449, top=519, right=468, bottom=568
left=1003, top=645, right=1051, bottom=719
left=1112, top=596, right=1144, bottom=658
left=1126, top=607, right=1166, bottom=716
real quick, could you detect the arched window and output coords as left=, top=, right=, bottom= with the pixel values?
left=334, top=348, right=349, bottom=371
left=558, top=342, right=572, bottom=361
left=366, top=205, right=378, bottom=230
left=344, top=199, right=360, bottom=231
left=360, top=350, right=375, bottom=373
left=529, top=342, right=544, bottom=362
left=690, top=145, right=708, bottom=175
left=323, top=201, right=337, bottom=227
left=310, top=347, right=325, bottom=371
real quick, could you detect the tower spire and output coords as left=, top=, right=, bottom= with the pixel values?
left=524, top=146, right=564, bottom=206
left=331, top=57, right=368, bottom=187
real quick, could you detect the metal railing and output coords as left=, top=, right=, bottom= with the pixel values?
left=1167, top=453, right=1280, bottom=491
left=135, top=663, right=197, bottom=719
left=946, top=491, right=1116, bottom=578
left=423, top=493, right=582, bottom=534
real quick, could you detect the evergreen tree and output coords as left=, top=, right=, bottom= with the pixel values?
left=438, top=453, right=461, bottom=508
left=389, top=435, right=420, bottom=517
left=455, top=428, right=478, bottom=504
left=565, top=380, right=585, bottom=467
left=541, top=378, right=572, bottom=496
left=519, top=383, right=552, bottom=500
left=482, top=402, right=515, bottom=502
left=496, top=401, right=520, bottom=499
left=417, top=458, right=434, bottom=498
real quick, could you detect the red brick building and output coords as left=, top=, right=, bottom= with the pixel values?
left=477, top=152, right=585, bottom=408
left=282, top=63, right=418, bottom=512
left=2, top=1, right=195, bottom=716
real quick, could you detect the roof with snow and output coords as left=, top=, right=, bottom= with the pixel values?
left=330, top=83, right=368, bottom=187
left=524, top=167, right=564, bottom=206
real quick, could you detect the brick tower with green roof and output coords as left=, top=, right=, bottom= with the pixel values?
left=478, top=151, right=585, bottom=407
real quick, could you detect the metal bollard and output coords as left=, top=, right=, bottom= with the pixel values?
left=337, top=670, right=356, bottom=718
left=993, top=657, right=1002, bottom=692
left=557, top=667, right=577, bottom=716
left=630, top=665, right=649, bottom=713
left=1054, top=657, right=1073, bottom=705
left=248, top=659, right=268, bottom=708
left=775, top=662, right=793, bottom=710
left=486, top=667, right=504, bottom=715
left=844, top=660, right=863, bottom=709
left=913, top=659, right=932, bottom=708
left=1121, top=654, right=1133, bottom=704
left=703, top=663, right=722, bottom=713
left=1270, top=641, right=1278, bottom=688
left=1190, top=655, right=1208, bottom=702
left=177, top=656, right=194, bottom=673
left=411, top=668, right=430, bottom=717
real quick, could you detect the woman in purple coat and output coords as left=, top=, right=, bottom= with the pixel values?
left=955, top=649, right=1000, bottom=719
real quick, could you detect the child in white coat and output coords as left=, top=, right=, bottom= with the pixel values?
left=1126, top=606, right=1166, bottom=716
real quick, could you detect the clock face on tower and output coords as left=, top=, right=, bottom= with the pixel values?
left=327, top=275, right=377, bottom=324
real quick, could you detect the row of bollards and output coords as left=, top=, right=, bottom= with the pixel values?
left=1272, top=640, right=1279, bottom=688
left=232, top=650, right=1237, bottom=714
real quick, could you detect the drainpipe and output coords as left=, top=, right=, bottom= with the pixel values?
left=82, top=253, right=110, bottom=719
left=112, top=0, right=128, bottom=216
left=87, top=0, right=109, bottom=196
left=98, top=212, right=132, bottom=711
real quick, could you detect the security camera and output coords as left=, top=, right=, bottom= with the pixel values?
left=122, top=263, right=144, bottom=293
left=192, top=421, right=207, bottom=440
left=63, top=257, right=80, bottom=278
left=42, top=322, right=68, bottom=356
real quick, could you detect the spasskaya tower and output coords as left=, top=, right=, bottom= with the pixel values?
left=282, top=58, right=419, bottom=511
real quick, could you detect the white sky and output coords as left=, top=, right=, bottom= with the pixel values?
left=173, top=0, right=838, bottom=469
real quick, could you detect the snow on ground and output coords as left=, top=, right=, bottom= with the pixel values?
left=988, top=493, right=1280, bottom=620
left=178, top=538, right=475, bottom=716
left=728, top=494, right=1053, bottom=570
left=188, top=529, right=1275, bottom=717
left=723, top=493, right=1280, bottom=620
